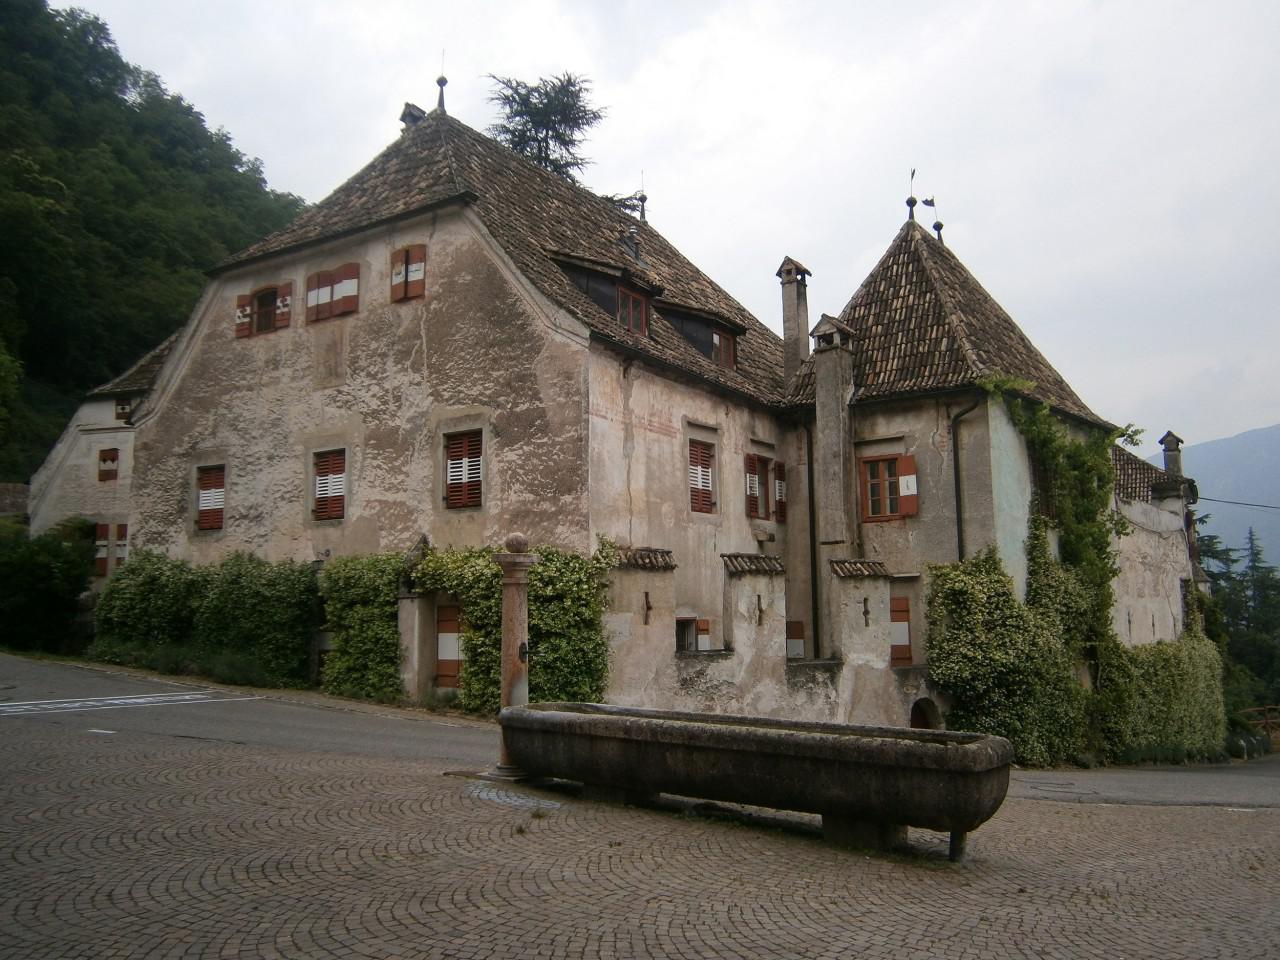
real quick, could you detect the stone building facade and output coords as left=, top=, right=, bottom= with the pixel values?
left=30, top=101, right=1201, bottom=728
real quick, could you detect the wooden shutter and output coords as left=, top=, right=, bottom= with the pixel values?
left=689, top=439, right=714, bottom=513
left=94, top=523, right=110, bottom=576
left=332, top=262, right=359, bottom=315
left=774, top=462, right=787, bottom=523
left=313, top=450, right=346, bottom=520
left=744, top=453, right=760, bottom=518
left=390, top=248, right=407, bottom=302
left=315, top=271, right=334, bottom=321
left=305, top=273, right=319, bottom=322
left=405, top=244, right=427, bottom=299
left=197, top=464, right=225, bottom=530
left=235, top=294, right=252, bottom=338
left=898, top=454, right=919, bottom=516
left=445, top=431, right=482, bottom=508
left=274, top=281, right=292, bottom=328
left=98, top=448, right=119, bottom=482
left=114, top=524, right=129, bottom=566
left=890, top=596, right=912, bottom=665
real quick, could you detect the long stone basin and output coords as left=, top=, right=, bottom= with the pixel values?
left=499, top=702, right=1013, bottom=860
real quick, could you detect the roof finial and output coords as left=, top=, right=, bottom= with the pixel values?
left=906, top=168, right=917, bottom=221
left=638, top=170, right=647, bottom=222
left=436, top=74, right=448, bottom=113
left=922, top=196, right=943, bottom=244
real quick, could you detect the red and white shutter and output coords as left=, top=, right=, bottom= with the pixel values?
left=332, top=262, right=359, bottom=315
left=890, top=596, right=912, bottom=664
left=689, top=440, right=713, bottom=513
left=197, top=465, right=225, bottom=530
left=390, top=248, right=407, bottom=301
left=405, top=244, right=427, bottom=299
left=316, top=271, right=334, bottom=321
left=94, top=523, right=110, bottom=576
left=274, top=281, right=292, bottom=329
left=774, top=462, right=787, bottom=523
left=98, top=448, right=119, bottom=482
left=305, top=273, right=319, bottom=322
left=898, top=454, right=919, bottom=516
left=445, top=432, right=482, bottom=508
left=313, top=450, right=346, bottom=520
left=235, top=294, right=252, bottom=338
left=435, top=603, right=463, bottom=688
left=114, top=524, right=129, bottom=566
left=744, top=453, right=760, bottom=518
left=696, top=618, right=712, bottom=652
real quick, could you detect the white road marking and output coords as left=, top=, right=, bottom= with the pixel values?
left=1, top=691, right=217, bottom=706
left=1, top=694, right=262, bottom=717
left=87, top=729, right=117, bottom=734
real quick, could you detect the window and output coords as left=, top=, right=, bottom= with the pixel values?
left=114, top=524, right=128, bottom=567
left=390, top=244, right=427, bottom=301
left=617, top=287, right=649, bottom=335
left=313, top=449, right=346, bottom=520
left=436, top=602, right=463, bottom=688
left=744, top=454, right=771, bottom=519
left=306, top=263, right=360, bottom=321
left=235, top=283, right=292, bottom=338
left=444, top=430, right=482, bottom=508
left=676, top=617, right=712, bottom=652
left=890, top=596, right=912, bottom=665
left=196, top=464, right=226, bottom=531
left=861, top=454, right=919, bottom=521
left=97, top=448, right=119, bottom=482
left=114, top=398, right=132, bottom=421
left=711, top=329, right=736, bottom=368
left=688, top=438, right=715, bottom=513
left=94, top=523, right=110, bottom=577
left=774, top=462, right=787, bottom=523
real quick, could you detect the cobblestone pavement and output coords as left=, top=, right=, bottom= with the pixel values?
left=1, top=677, right=1276, bottom=958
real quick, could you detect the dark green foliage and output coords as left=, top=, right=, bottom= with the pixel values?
left=0, top=1, right=305, bottom=479
left=319, top=554, right=406, bottom=702
left=191, top=553, right=319, bottom=687
left=1197, top=526, right=1280, bottom=707
left=487, top=73, right=604, bottom=182
left=93, top=549, right=200, bottom=651
left=412, top=539, right=615, bottom=713
left=0, top=515, right=93, bottom=653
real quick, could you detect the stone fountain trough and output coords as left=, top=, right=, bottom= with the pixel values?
left=499, top=702, right=1013, bottom=860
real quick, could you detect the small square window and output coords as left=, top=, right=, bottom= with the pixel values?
left=617, top=287, right=649, bottom=335
left=860, top=454, right=919, bottom=521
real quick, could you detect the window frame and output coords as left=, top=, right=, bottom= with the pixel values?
left=675, top=617, right=715, bottom=653
left=860, top=453, right=918, bottom=522
left=196, top=463, right=226, bottom=531
left=313, top=449, right=347, bottom=521
left=617, top=286, right=649, bottom=335
left=711, top=329, right=736, bottom=368
left=444, top=429, right=483, bottom=509
left=744, top=453, right=771, bottom=520
left=390, top=244, right=427, bottom=302
left=688, top=438, right=716, bottom=514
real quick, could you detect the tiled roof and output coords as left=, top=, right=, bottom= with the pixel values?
left=87, top=333, right=178, bottom=398
left=615, top=547, right=677, bottom=571
left=215, top=110, right=785, bottom=405
left=785, top=221, right=1104, bottom=425
left=829, top=558, right=890, bottom=578
left=720, top=553, right=785, bottom=575
left=1112, top=446, right=1184, bottom=503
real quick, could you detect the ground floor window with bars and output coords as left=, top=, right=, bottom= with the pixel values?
left=313, top=449, right=346, bottom=520
left=444, top=430, right=482, bottom=508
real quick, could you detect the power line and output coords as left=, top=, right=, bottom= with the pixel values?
left=1199, top=496, right=1280, bottom=511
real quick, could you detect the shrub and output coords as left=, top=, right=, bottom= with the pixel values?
left=0, top=516, right=95, bottom=654
left=93, top=549, right=200, bottom=652
left=319, top=553, right=406, bottom=702
left=191, top=552, right=320, bottom=687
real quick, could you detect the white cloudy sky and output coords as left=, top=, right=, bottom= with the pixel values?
left=71, top=0, right=1279, bottom=457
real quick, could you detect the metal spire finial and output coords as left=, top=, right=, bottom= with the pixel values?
left=436, top=75, right=448, bottom=112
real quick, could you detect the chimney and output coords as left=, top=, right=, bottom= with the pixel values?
left=400, top=101, right=426, bottom=131
left=1159, top=430, right=1184, bottom=477
left=776, top=257, right=811, bottom=385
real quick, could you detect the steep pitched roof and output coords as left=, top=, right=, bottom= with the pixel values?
left=1111, top=446, right=1186, bottom=503
left=87, top=332, right=178, bottom=398
left=216, top=110, right=785, bottom=405
left=785, top=221, right=1104, bottom=425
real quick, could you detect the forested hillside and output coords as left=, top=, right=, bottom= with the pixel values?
left=0, top=0, right=305, bottom=480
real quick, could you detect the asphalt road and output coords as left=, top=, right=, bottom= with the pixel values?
left=0, top=652, right=497, bottom=768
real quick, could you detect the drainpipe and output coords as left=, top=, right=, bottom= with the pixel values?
left=805, top=422, right=821, bottom=657
left=951, top=395, right=982, bottom=561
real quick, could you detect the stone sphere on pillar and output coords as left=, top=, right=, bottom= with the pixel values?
left=504, top=532, right=529, bottom=554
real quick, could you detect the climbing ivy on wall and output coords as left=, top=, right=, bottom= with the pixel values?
left=927, top=386, right=1225, bottom=764
left=319, top=553, right=406, bottom=703
left=411, top=538, right=616, bottom=713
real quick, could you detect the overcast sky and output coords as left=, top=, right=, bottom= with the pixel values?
left=70, top=0, right=1279, bottom=457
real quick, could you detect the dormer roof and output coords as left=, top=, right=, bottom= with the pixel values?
left=786, top=220, right=1105, bottom=426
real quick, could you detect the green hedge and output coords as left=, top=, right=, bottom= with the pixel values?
left=319, top=553, right=406, bottom=702
left=411, top=539, right=614, bottom=713
left=0, top=516, right=94, bottom=654
left=94, top=549, right=200, bottom=652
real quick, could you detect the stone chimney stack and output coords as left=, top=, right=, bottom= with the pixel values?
left=1159, top=430, right=1184, bottom=477
left=776, top=257, right=811, bottom=385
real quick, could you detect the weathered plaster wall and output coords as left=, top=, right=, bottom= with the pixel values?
left=29, top=398, right=134, bottom=536
left=587, top=347, right=787, bottom=649
left=987, top=397, right=1033, bottom=599
left=131, top=206, right=591, bottom=565
left=1112, top=494, right=1190, bottom=646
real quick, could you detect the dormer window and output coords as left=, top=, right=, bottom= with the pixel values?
left=712, top=330, right=736, bottom=368
left=617, top=287, right=649, bottom=335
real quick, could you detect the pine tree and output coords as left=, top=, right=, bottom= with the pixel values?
left=487, top=73, right=604, bottom=183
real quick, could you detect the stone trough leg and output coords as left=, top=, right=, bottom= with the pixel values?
left=822, top=815, right=908, bottom=853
